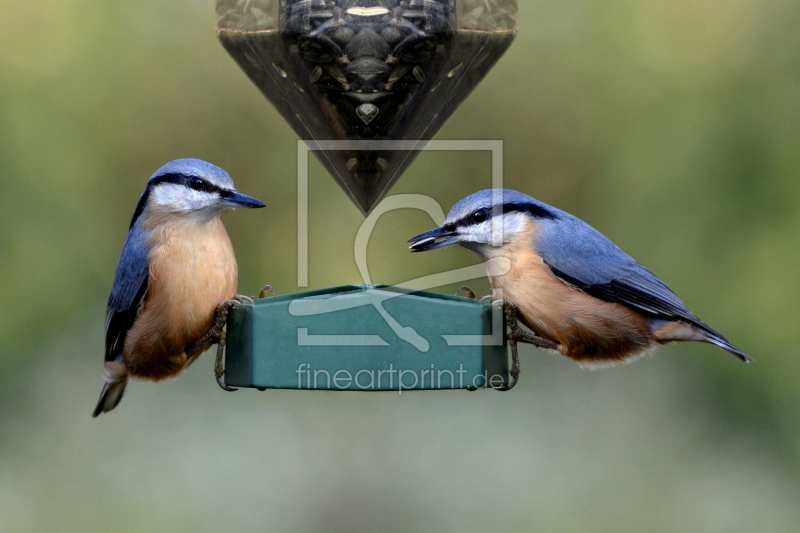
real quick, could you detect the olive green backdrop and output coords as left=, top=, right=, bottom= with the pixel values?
left=1, top=0, right=799, bottom=531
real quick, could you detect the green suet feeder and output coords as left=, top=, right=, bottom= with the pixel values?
left=225, top=285, right=509, bottom=391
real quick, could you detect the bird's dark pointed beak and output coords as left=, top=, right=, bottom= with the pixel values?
left=408, top=226, right=459, bottom=252
left=220, top=191, right=266, bottom=209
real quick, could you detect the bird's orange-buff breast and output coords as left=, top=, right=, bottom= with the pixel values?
left=123, top=213, right=238, bottom=380
left=482, top=219, right=654, bottom=365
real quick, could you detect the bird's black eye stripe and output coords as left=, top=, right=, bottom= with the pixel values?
left=452, top=202, right=559, bottom=228
left=152, top=173, right=227, bottom=195
left=185, top=176, right=221, bottom=194
left=452, top=209, right=491, bottom=228
left=130, top=173, right=231, bottom=228
left=149, top=173, right=219, bottom=194
left=166, top=173, right=228, bottom=195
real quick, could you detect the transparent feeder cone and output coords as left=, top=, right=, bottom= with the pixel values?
left=217, top=0, right=517, bottom=214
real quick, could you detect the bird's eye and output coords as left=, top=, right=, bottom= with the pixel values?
left=471, top=209, right=489, bottom=224
left=188, top=177, right=204, bottom=191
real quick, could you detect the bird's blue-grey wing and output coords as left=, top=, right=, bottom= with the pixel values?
left=535, top=215, right=714, bottom=332
left=105, top=229, right=149, bottom=361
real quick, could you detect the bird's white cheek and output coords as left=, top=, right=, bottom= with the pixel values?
left=152, top=185, right=191, bottom=211
left=459, top=223, right=494, bottom=245
left=152, top=185, right=219, bottom=213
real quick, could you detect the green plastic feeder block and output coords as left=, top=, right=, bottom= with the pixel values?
left=225, top=285, right=509, bottom=391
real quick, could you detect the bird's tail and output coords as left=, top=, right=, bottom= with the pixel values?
left=703, top=331, right=754, bottom=364
left=92, top=361, right=129, bottom=417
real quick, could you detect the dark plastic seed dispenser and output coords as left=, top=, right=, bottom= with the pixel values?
left=216, top=0, right=517, bottom=214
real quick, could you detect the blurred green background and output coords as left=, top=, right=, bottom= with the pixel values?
left=2, top=0, right=799, bottom=531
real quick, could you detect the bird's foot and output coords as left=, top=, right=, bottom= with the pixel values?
left=187, top=295, right=238, bottom=391
left=497, top=300, right=523, bottom=391
left=184, top=298, right=235, bottom=357
left=257, top=284, right=276, bottom=298
left=211, top=299, right=240, bottom=392
left=491, top=300, right=561, bottom=392
left=182, top=299, right=240, bottom=391
left=204, top=299, right=239, bottom=344
left=208, top=288, right=275, bottom=391
left=213, top=330, right=238, bottom=392
left=455, top=285, right=477, bottom=299
left=500, top=300, right=559, bottom=350
left=498, top=335, right=521, bottom=392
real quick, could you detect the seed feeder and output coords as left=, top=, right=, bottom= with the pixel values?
left=213, top=0, right=523, bottom=393
left=216, top=0, right=517, bottom=214
left=223, top=285, right=511, bottom=391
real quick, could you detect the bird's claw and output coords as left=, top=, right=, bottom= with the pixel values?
left=455, top=285, right=477, bottom=299
left=216, top=377, right=238, bottom=392
left=216, top=373, right=238, bottom=392
left=258, top=284, right=276, bottom=298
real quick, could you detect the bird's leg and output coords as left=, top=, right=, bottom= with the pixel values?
left=496, top=300, right=521, bottom=391
left=206, top=291, right=268, bottom=390
left=498, top=335, right=521, bottom=392
left=455, top=285, right=477, bottom=299
left=501, top=300, right=560, bottom=351
left=213, top=324, right=238, bottom=392
left=211, top=299, right=241, bottom=392
left=187, top=299, right=238, bottom=355
left=185, top=299, right=241, bottom=391
left=493, top=300, right=560, bottom=392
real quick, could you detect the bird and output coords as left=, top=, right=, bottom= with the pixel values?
left=408, top=189, right=752, bottom=371
left=93, top=159, right=265, bottom=417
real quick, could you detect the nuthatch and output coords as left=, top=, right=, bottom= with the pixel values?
left=409, top=189, right=751, bottom=374
left=93, top=159, right=265, bottom=417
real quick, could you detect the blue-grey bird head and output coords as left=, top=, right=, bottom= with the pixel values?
left=408, top=189, right=562, bottom=254
left=129, top=159, right=265, bottom=228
